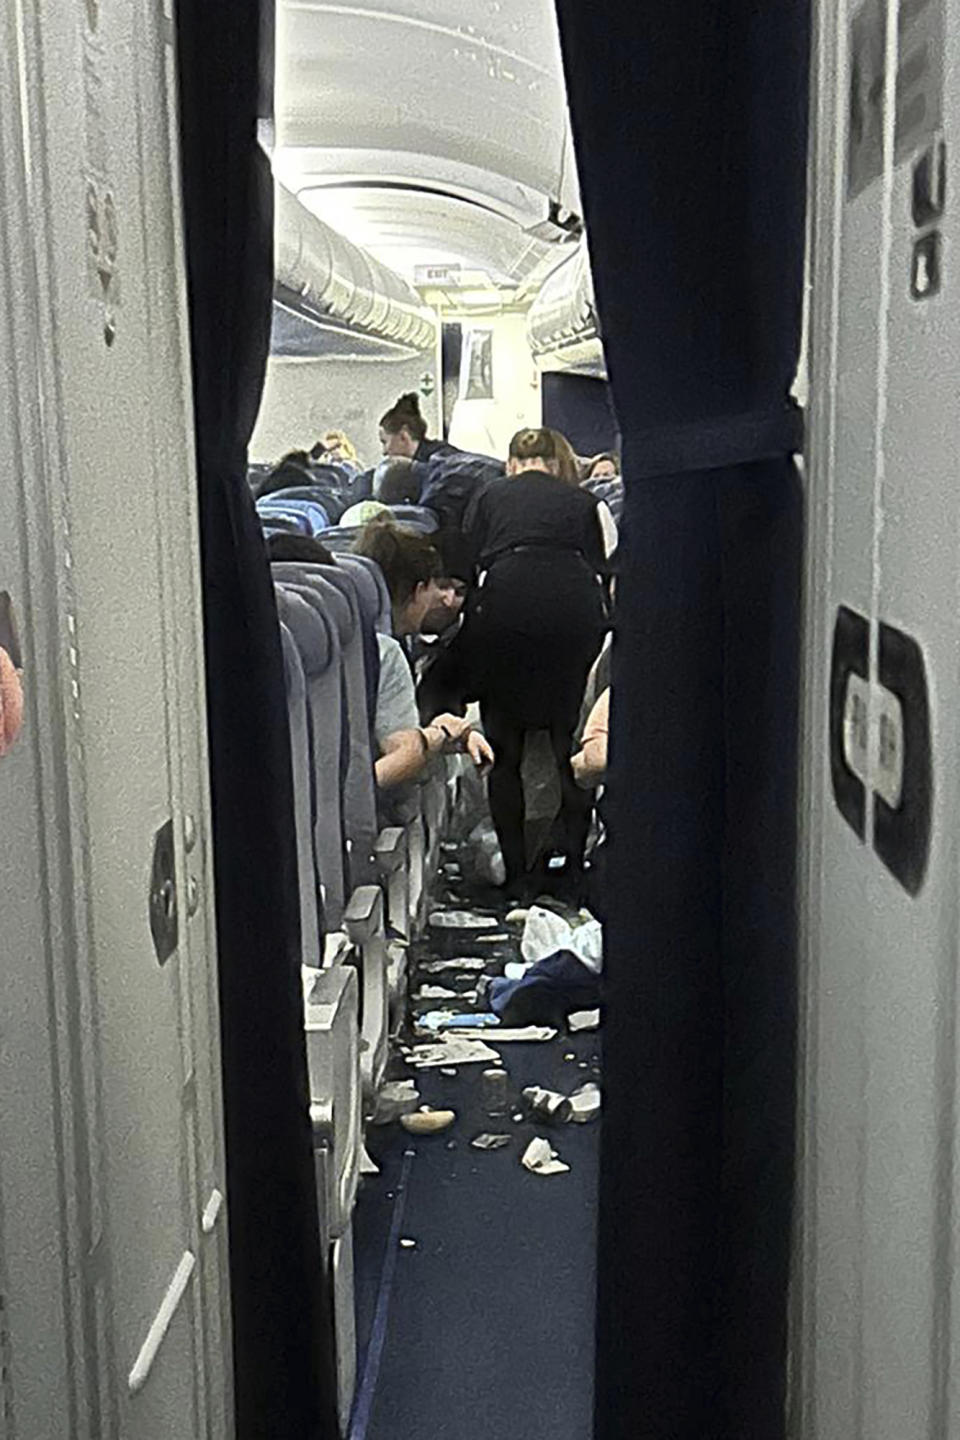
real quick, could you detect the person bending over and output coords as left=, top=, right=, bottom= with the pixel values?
left=378, top=391, right=457, bottom=464
left=354, top=516, right=462, bottom=639
left=353, top=518, right=492, bottom=812
left=454, top=427, right=609, bottom=900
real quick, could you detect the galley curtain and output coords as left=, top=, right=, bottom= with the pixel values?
left=174, top=2, right=337, bottom=1435
left=552, top=2, right=809, bottom=1437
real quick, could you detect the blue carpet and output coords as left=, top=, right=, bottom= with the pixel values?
left=350, top=888, right=601, bottom=1440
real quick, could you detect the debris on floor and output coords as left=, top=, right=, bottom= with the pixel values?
left=420, top=957, right=488, bottom=974
left=443, top=1025, right=557, bottom=1043
left=360, top=1144, right=380, bottom=1175
left=407, top=1036, right=502, bottom=1069
left=489, top=951, right=600, bottom=1026
left=373, top=1078, right=421, bottom=1124
left=400, top=1108, right=456, bottom=1134
left=568, top=1009, right=601, bottom=1033
left=522, top=1086, right=573, bottom=1123
left=415, top=1011, right=501, bottom=1033
left=399, top=1238, right=417, bottom=1250
left=521, top=905, right=603, bottom=974
left=481, top=1067, right=509, bottom=1115
left=428, top=909, right=500, bottom=929
left=521, top=1137, right=570, bottom=1177
left=569, top=1083, right=602, bottom=1124
left=471, top=1133, right=512, bottom=1151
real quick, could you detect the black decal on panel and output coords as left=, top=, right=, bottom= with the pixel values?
left=829, top=606, right=869, bottom=839
left=874, top=624, right=932, bottom=895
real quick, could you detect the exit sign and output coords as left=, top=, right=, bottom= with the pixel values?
left=414, top=263, right=462, bottom=286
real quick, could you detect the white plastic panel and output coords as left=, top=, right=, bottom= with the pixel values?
left=797, top=0, right=960, bottom=1434
left=0, top=1, right=231, bottom=1436
left=275, top=183, right=438, bottom=350
left=298, top=185, right=553, bottom=287
left=526, top=236, right=606, bottom=375
left=273, top=0, right=580, bottom=283
left=0, top=11, right=75, bottom=1436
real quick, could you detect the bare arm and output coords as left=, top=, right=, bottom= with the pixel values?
left=375, top=721, right=451, bottom=789
left=571, top=688, right=610, bottom=788
left=375, top=729, right=428, bottom=790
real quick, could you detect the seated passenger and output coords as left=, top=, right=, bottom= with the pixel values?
left=340, top=499, right=391, bottom=527
left=585, top=453, right=620, bottom=481
left=571, top=687, right=610, bottom=788
left=578, top=628, right=613, bottom=730
left=254, top=449, right=315, bottom=499
left=373, top=451, right=504, bottom=580
left=571, top=684, right=611, bottom=921
left=311, top=428, right=360, bottom=471
left=353, top=517, right=461, bottom=638
left=353, top=518, right=492, bottom=813
left=374, top=630, right=492, bottom=813
left=373, top=456, right=428, bottom=506
left=266, top=533, right=336, bottom=565
left=379, top=391, right=457, bottom=464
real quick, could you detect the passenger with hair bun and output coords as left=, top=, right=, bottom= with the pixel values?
left=378, top=391, right=457, bottom=464
left=448, top=426, right=609, bottom=901
left=546, top=427, right=583, bottom=485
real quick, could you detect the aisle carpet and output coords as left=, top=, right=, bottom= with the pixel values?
left=350, top=865, right=602, bottom=1440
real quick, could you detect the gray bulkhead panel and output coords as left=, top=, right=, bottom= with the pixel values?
left=798, top=0, right=960, bottom=1433
left=0, top=1, right=231, bottom=1436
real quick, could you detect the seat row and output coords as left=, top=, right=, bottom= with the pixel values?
left=259, top=483, right=440, bottom=552
left=269, top=542, right=459, bottom=1432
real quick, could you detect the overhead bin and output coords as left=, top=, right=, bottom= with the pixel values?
left=527, top=238, right=606, bottom=377
left=275, top=1, right=581, bottom=224
left=274, top=183, right=438, bottom=354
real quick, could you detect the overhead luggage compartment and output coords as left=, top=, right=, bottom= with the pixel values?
left=527, top=238, right=606, bottom=377
left=273, top=183, right=438, bottom=355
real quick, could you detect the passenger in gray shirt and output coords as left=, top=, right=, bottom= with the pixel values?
left=374, top=633, right=492, bottom=824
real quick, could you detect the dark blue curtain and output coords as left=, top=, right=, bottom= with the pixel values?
left=541, top=372, right=620, bottom=457
left=552, top=2, right=809, bottom=1437
left=174, top=2, right=337, bottom=1434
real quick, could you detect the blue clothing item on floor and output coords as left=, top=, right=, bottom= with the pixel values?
left=488, top=950, right=601, bottom=1028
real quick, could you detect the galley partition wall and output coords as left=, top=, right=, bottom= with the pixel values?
left=553, top=2, right=810, bottom=1437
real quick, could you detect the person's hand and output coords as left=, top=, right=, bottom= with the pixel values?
left=431, top=713, right=471, bottom=747
left=466, top=730, right=494, bottom=773
left=419, top=722, right=449, bottom=755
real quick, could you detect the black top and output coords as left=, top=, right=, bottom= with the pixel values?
left=417, top=451, right=505, bottom=580
left=464, top=468, right=606, bottom=576
left=414, top=436, right=459, bottom=463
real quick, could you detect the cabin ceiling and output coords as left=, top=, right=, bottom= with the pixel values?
left=273, top=0, right=581, bottom=296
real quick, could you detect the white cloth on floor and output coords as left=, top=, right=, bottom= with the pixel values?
left=520, top=905, right=603, bottom=974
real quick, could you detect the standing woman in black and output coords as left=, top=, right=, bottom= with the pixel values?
left=463, top=427, right=609, bottom=899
